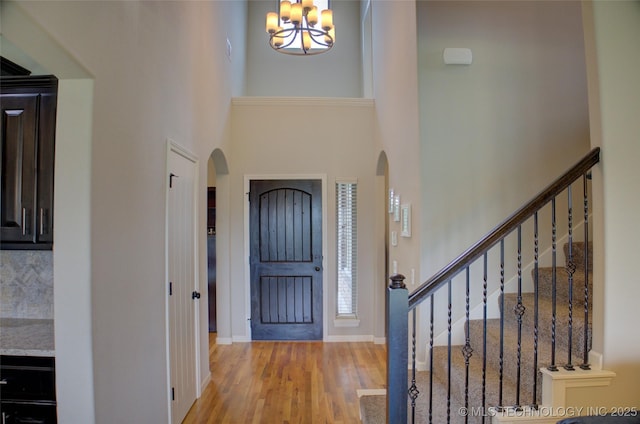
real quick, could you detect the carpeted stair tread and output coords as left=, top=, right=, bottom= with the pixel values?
left=536, top=267, right=593, bottom=303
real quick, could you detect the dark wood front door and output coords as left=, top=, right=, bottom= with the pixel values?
left=250, top=179, right=323, bottom=340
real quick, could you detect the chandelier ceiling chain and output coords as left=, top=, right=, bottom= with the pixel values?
left=265, top=0, right=335, bottom=56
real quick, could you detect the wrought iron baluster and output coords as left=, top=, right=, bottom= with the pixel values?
left=566, top=186, right=575, bottom=371
left=581, top=173, right=591, bottom=370
left=447, top=279, right=453, bottom=423
left=482, top=253, right=488, bottom=424
left=410, top=308, right=419, bottom=423
left=463, top=267, right=474, bottom=424
left=548, top=198, right=559, bottom=371
left=514, top=225, right=525, bottom=407
left=429, top=294, right=435, bottom=424
left=533, top=212, right=540, bottom=407
left=499, top=240, right=505, bottom=408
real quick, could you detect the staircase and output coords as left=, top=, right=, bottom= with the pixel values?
left=360, top=148, right=604, bottom=424
left=360, top=242, right=592, bottom=424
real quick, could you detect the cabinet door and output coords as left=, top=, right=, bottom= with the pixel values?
left=36, top=92, right=57, bottom=243
left=1, top=93, right=38, bottom=243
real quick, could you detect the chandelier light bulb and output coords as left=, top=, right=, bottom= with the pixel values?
left=290, top=3, right=303, bottom=25
left=325, top=27, right=335, bottom=45
left=307, top=6, right=318, bottom=27
left=302, top=0, right=313, bottom=12
left=302, top=31, right=312, bottom=50
left=321, top=9, right=333, bottom=31
left=280, top=1, right=291, bottom=22
left=266, top=12, right=278, bottom=33
left=273, top=28, right=285, bottom=47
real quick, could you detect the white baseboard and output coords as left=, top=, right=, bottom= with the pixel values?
left=325, top=334, right=374, bottom=342
left=220, top=335, right=384, bottom=343
left=199, top=372, right=211, bottom=395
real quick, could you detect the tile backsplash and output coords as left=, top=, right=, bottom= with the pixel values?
left=0, top=250, right=53, bottom=319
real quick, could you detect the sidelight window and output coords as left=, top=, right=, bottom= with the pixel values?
left=336, top=180, right=357, bottom=316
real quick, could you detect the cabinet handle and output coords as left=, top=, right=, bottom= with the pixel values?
left=40, top=208, right=45, bottom=235
left=0, top=378, right=7, bottom=384
left=22, top=208, right=27, bottom=235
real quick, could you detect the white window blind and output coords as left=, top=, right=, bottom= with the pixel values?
left=336, top=181, right=357, bottom=316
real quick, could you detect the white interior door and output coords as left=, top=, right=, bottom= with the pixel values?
left=167, top=142, right=199, bottom=423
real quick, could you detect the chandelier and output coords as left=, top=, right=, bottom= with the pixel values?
left=265, top=0, right=335, bottom=55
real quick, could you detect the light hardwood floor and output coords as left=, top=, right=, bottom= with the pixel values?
left=182, top=333, right=387, bottom=424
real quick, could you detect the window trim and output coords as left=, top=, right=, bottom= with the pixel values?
left=335, top=179, right=358, bottom=319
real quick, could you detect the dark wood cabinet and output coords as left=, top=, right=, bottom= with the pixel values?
left=1, top=76, right=57, bottom=249
left=0, top=355, right=57, bottom=424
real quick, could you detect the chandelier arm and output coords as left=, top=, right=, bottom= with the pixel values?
left=271, top=27, right=301, bottom=50
left=305, top=28, right=331, bottom=47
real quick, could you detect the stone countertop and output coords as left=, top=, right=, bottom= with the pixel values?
left=0, top=318, right=55, bottom=357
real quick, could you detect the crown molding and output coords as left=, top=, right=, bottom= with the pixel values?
left=231, top=96, right=374, bottom=108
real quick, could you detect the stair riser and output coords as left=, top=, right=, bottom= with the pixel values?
left=563, top=241, right=592, bottom=272
left=500, top=294, right=591, bottom=360
left=536, top=268, right=593, bottom=304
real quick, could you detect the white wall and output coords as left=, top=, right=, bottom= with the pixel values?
left=370, top=0, right=422, bottom=278
left=53, top=79, right=96, bottom=424
left=369, top=0, right=422, bottom=342
left=585, top=0, right=640, bottom=407
left=245, top=0, right=363, bottom=97
left=417, top=0, right=590, bottom=278
left=2, top=1, right=246, bottom=422
left=229, top=98, right=381, bottom=340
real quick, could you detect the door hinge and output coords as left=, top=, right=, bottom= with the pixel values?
left=171, top=387, right=175, bottom=401
left=169, top=282, right=173, bottom=296
left=192, top=291, right=201, bottom=300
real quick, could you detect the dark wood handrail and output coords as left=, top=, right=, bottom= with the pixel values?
left=408, top=147, right=600, bottom=310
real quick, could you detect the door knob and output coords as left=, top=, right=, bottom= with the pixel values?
left=315, top=266, right=321, bottom=271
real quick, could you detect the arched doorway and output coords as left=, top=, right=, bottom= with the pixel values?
left=206, top=148, right=229, bottom=336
